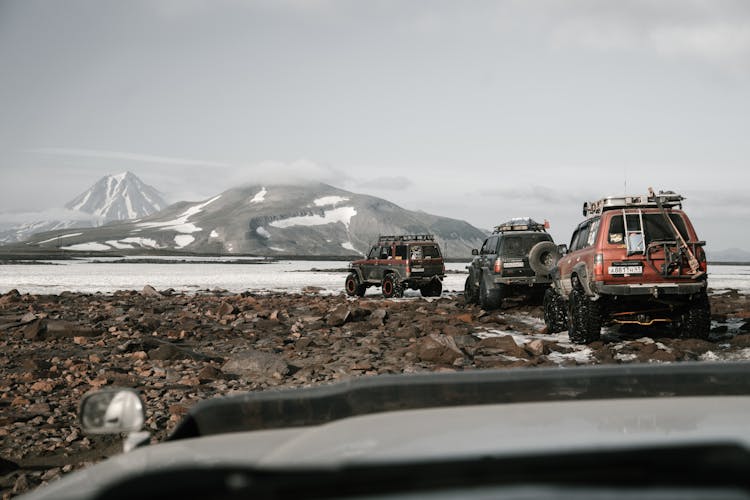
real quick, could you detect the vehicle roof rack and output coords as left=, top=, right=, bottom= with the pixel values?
left=492, top=218, right=547, bottom=234
left=378, top=234, right=435, bottom=243
left=583, top=190, right=684, bottom=217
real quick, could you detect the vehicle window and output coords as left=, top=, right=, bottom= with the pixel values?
left=571, top=222, right=590, bottom=251
left=379, top=246, right=391, bottom=259
left=569, top=228, right=581, bottom=250
left=608, top=214, right=689, bottom=246
left=395, top=245, right=407, bottom=260
left=368, top=246, right=378, bottom=259
left=500, top=234, right=550, bottom=258
left=421, top=245, right=441, bottom=258
left=487, top=236, right=498, bottom=254
left=480, top=239, right=490, bottom=254
left=586, top=218, right=600, bottom=247
left=409, top=245, right=423, bottom=260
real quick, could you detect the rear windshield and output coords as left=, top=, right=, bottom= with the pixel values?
left=607, top=213, right=690, bottom=245
left=410, top=244, right=441, bottom=259
left=500, top=234, right=551, bottom=258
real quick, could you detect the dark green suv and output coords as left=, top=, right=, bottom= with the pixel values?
left=345, top=235, right=445, bottom=298
left=465, top=218, right=557, bottom=309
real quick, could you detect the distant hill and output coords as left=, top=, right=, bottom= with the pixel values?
left=0, top=172, right=165, bottom=244
left=22, top=183, right=487, bottom=257
left=709, top=248, right=750, bottom=263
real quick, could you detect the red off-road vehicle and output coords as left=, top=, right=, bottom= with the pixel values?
left=345, top=235, right=445, bottom=298
left=544, top=189, right=710, bottom=344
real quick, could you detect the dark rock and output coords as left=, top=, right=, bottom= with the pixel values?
left=21, top=319, right=45, bottom=340
left=475, top=335, right=528, bottom=358
left=0, top=289, right=21, bottom=306
left=415, top=334, right=464, bottom=364
left=326, top=305, right=351, bottom=327
left=223, top=350, right=290, bottom=378
left=217, top=301, right=237, bottom=317
left=45, top=320, right=97, bottom=339
left=0, top=456, right=18, bottom=475
left=198, top=365, right=224, bottom=381
left=729, top=333, right=750, bottom=348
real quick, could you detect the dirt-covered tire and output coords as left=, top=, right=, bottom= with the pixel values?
left=420, top=280, right=442, bottom=297
left=677, top=294, right=711, bottom=339
left=382, top=274, right=403, bottom=298
left=567, top=288, right=602, bottom=344
left=528, top=241, right=559, bottom=276
left=543, top=287, right=567, bottom=333
left=345, top=273, right=366, bottom=297
left=464, top=276, right=479, bottom=305
left=479, top=280, right=502, bottom=310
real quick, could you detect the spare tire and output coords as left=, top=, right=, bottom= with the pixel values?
left=528, top=241, right=559, bottom=276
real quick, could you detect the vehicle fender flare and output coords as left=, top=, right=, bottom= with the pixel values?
left=350, top=267, right=366, bottom=283
left=480, top=268, right=496, bottom=290
left=571, top=263, right=594, bottom=297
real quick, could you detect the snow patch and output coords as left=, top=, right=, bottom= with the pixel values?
left=342, top=241, right=356, bottom=251
left=174, top=235, right=195, bottom=249
left=314, top=196, right=349, bottom=207
left=270, top=206, right=357, bottom=229
left=36, top=233, right=84, bottom=245
left=105, top=240, right=135, bottom=249
left=269, top=246, right=285, bottom=252
left=138, top=195, right=220, bottom=234
left=119, top=237, right=161, bottom=249
left=61, top=242, right=111, bottom=251
left=250, top=187, right=267, bottom=204
left=256, top=226, right=271, bottom=239
left=210, top=230, right=219, bottom=238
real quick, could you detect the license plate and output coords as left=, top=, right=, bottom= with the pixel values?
left=609, top=266, right=643, bottom=275
left=504, top=261, right=524, bottom=268
left=411, top=267, right=424, bottom=272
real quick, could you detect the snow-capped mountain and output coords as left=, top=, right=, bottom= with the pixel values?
left=0, top=172, right=166, bottom=244
left=65, top=171, right=166, bottom=221
left=22, top=183, right=487, bottom=257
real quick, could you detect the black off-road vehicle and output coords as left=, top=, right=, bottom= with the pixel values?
left=544, top=189, right=710, bottom=344
left=345, top=235, right=445, bottom=298
left=465, top=218, right=558, bottom=309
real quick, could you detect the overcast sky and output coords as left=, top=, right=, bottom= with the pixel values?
left=1, top=0, right=749, bottom=250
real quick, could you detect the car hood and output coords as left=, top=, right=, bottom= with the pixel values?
left=21, top=395, right=750, bottom=500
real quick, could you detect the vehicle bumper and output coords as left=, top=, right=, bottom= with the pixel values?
left=593, top=281, right=707, bottom=296
left=493, top=276, right=551, bottom=286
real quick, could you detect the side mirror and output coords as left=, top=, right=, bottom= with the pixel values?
left=557, top=244, right=568, bottom=256
left=471, top=249, right=479, bottom=256
left=79, top=388, right=145, bottom=435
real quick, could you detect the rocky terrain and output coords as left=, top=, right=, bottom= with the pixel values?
left=1, top=287, right=749, bottom=497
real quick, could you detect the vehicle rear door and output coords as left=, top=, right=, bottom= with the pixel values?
left=408, top=244, right=444, bottom=277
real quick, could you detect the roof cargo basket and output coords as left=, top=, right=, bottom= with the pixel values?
left=583, top=190, right=684, bottom=217
left=378, top=234, right=435, bottom=243
left=492, top=218, right=548, bottom=234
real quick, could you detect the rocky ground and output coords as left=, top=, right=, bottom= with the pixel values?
left=1, top=287, right=749, bottom=498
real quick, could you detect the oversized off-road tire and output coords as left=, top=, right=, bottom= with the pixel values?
left=479, top=280, right=502, bottom=310
left=420, top=280, right=442, bottom=297
left=528, top=241, right=559, bottom=276
left=677, top=294, right=711, bottom=340
left=543, top=287, right=567, bottom=333
left=464, top=275, right=479, bottom=305
left=381, top=274, right=403, bottom=298
left=344, top=273, right=366, bottom=297
left=567, top=288, right=602, bottom=344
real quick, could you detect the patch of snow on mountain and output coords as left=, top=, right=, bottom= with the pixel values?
left=139, top=195, right=221, bottom=234
left=174, top=235, right=195, bottom=248
left=106, top=240, right=135, bottom=249
left=314, top=196, right=349, bottom=207
left=269, top=246, right=285, bottom=252
left=256, top=227, right=271, bottom=239
left=36, top=232, right=84, bottom=245
left=210, top=230, right=219, bottom=238
left=250, top=187, right=267, bottom=204
left=61, top=242, right=111, bottom=251
left=270, top=206, right=357, bottom=229
left=342, top=242, right=356, bottom=251
left=119, top=237, right=161, bottom=248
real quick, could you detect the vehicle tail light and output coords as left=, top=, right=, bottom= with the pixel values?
left=494, top=258, right=503, bottom=273
left=594, top=253, right=604, bottom=278
left=406, top=265, right=410, bottom=277
left=697, top=247, right=707, bottom=273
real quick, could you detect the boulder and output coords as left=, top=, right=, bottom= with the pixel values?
left=223, top=350, right=290, bottom=379
left=326, top=305, right=351, bottom=327
left=415, top=334, right=464, bottom=364
left=475, top=335, right=528, bottom=358
left=141, top=285, right=162, bottom=297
